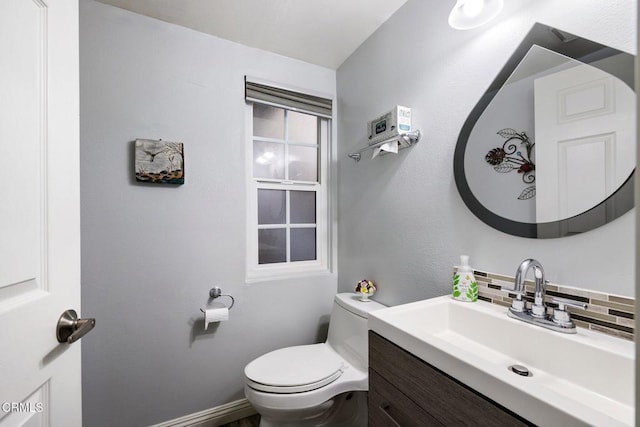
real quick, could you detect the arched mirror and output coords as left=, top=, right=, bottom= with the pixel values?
left=454, top=23, right=635, bottom=238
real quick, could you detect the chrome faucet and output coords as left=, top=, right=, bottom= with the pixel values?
left=514, top=259, right=546, bottom=318
left=504, top=259, right=587, bottom=334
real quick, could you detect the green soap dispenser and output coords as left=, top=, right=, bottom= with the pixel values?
left=453, top=255, right=478, bottom=302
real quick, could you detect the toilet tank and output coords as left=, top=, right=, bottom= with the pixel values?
left=326, top=293, right=386, bottom=372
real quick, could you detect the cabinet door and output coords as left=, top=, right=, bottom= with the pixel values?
left=369, top=332, right=530, bottom=427
left=369, top=369, right=442, bottom=427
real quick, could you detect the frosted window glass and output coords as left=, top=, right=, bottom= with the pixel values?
left=253, top=104, right=285, bottom=139
left=258, top=190, right=286, bottom=224
left=258, top=229, right=287, bottom=264
left=253, top=141, right=285, bottom=179
left=290, top=191, right=316, bottom=224
left=288, top=145, right=318, bottom=182
left=290, top=228, right=316, bottom=262
left=288, top=111, right=318, bottom=143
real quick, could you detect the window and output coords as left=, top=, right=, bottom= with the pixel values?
left=245, top=78, right=332, bottom=281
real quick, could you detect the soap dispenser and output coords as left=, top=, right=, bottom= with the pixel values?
left=453, top=255, right=478, bottom=302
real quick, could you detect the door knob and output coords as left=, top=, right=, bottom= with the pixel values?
left=56, top=309, right=96, bottom=344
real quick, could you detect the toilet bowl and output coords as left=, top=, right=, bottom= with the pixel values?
left=244, top=293, right=385, bottom=427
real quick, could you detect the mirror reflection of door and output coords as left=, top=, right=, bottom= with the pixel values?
left=534, top=62, right=635, bottom=231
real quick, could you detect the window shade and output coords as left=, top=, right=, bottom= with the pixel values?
left=245, top=77, right=333, bottom=118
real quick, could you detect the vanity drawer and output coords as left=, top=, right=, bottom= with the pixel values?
left=369, top=331, right=530, bottom=427
left=369, top=369, right=442, bottom=426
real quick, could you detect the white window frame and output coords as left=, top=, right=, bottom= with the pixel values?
left=245, top=103, right=330, bottom=283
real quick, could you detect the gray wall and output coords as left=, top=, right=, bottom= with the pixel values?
left=79, top=1, right=336, bottom=425
left=337, top=0, right=636, bottom=304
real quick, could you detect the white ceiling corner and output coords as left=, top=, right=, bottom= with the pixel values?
left=93, top=0, right=409, bottom=69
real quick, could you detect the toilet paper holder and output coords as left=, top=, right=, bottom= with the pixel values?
left=200, top=286, right=235, bottom=313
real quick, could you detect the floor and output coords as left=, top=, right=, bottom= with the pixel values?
left=220, top=414, right=260, bottom=427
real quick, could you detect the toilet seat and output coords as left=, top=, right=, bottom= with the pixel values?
left=245, top=344, right=345, bottom=394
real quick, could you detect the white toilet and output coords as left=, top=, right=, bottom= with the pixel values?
left=244, top=293, right=386, bottom=427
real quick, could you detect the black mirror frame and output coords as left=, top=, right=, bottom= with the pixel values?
left=453, top=22, right=635, bottom=238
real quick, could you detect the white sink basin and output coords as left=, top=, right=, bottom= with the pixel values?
left=368, top=296, right=634, bottom=426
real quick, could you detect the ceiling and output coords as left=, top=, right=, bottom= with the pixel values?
left=95, top=0, right=409, bottom=69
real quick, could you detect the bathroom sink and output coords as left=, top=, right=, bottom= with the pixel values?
left=368, top=296, right=634, bottom=426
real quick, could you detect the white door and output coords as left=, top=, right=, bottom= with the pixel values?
left=534, top=61, right=635, bottom=226
left=0, top=1, right=86, bottom=426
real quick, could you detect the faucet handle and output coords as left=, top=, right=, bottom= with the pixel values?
left=551, top=296, right=587, bottom=327
left=501, top=285, right=527, bottom=297
left=501, top=286, right=527, bottom=312
left=551, top=296, right=587, bottom=310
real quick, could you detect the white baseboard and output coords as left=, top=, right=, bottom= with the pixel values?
left=150, top=398, right=257, bottom=427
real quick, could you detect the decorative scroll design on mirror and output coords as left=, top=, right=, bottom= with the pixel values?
left=484, top=128, right=536, bottom=200
left=454, top=23, right=635, bottom=238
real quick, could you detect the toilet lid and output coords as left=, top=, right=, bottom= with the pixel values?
left=245, top=344, right=345, bottom=393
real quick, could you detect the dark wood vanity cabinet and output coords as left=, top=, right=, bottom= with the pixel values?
left=368, top=331, right=532, bottom=427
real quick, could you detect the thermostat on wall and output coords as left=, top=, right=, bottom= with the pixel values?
left=367, top=105, right=412, bottom=145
